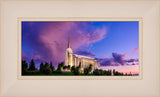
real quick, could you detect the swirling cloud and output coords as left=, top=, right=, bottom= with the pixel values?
left=22, top=22, right=108, bottom=66
left=98, top=52, right=138, bottom=66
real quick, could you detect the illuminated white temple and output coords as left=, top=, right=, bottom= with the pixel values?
left=65, top=32, right=99, bottom=71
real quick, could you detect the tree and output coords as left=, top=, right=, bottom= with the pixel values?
left=67, top=65, right=71, bottom=70
left=113, top=69, right=115, bottom=75
left=84, top=64, right=92, bottom=75
left=43, top=62, right=52, bottom=74
left=105, top=70, right=112, bottom=76
left=45, top=68, right=52, bottom=74
left=93, top=69, right=99, bottom=75
left=44, top=62, right=50, bottom=68
left=52, top=65, right=55, bottom=71
left=71, top=66, right=75, bottom=73
left=50, top=62, right=54, bottom=72
left=88, top=64, right=92, bottom=72
left=112, top=69, right=124, bottom=76
left=70, top=66, right=80, bottom=75
left=93, top=69, right=112, bottom=75
left=63, top=65, right=68, bottom=70
left=84, top=68, right=89, bottom=75
left=74, top=67, right=80, bottom=75
left=128, top=72, right=132, bottom=76
left=22, top=60, right=28, bottom=75
left=98, top=69, right=104, bottom=75
left=28, top=59, right=36, bottom=71
left=40, top=62, right=44, bottom=73
left=57, top=62, right=64, bottom=71
left=63, top=65, right=71, bottom=70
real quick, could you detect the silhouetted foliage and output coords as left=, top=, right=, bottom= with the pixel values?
left=93, top=69, right=112, bottom=75
left=52, top=65, right=55, bottom=71
left=64, top=65, right=71, bottom=70
left=88, top=64, right=92, bottom=72
left=128, top=72, right=132, bottom=76
left=84, top=68, right=89, bottom=75
left=44, top=62, right=49, bottom=68
left=57, top=62, right=64, bottom=71
left=40, top=62, right=44, bottom=73
left=63, top=65, right=68, bottom=70
left=67, top=65, right=70, bottom=70
left=84, top=64, right=92, bottom=75
left=54, top=70, right=62, bottom=73
left=73, top=67, right=80, bottom=75
left=71, top=66, right=75, bottom=73
left=105, top=70, right=112, bottom=75
left=23, top=60, right=39, bottom=75
left=28, top=59, right=36, bottom=71
left=113, top=69, right=124, bottom=76
left=93, top=69, right=99, bottom=75
left=70, top=65, right=80, bottom=75
left=43, top=62, right=52, bottom=74
left=50, top=62, right=55, bottom=72
left=45, top=68, right=52, bottom=74
left=22, top=60, right=28, bottom=75
left=98, top=69, right=105, bottom=75
left=22, top=59, right=134, bottom=76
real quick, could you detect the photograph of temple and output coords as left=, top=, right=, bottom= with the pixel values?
left=65, top=32, right=99, bottom=71
left=22, top=21, right=139, bottom=76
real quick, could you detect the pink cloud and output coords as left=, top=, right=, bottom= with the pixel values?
left=36, top=22, right=108, bottom=65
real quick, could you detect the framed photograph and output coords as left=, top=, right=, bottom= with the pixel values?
left=1, top=0, right=159, bottom=97
left=18, top=18, right=142, bottom=80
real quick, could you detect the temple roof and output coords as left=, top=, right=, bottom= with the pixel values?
left=73, top=54, right=97, bottom=60
left=66, top=48, right=73, bottom=53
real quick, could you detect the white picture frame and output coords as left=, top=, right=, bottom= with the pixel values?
left=1, top=0, right=159, bottom=97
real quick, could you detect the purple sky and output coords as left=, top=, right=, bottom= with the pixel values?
left=22, top=21, right=139, bottom=74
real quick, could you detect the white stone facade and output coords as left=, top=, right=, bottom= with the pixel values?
left=65, top=32, right=99, bottom=71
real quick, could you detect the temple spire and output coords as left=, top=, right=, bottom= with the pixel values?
left=68, top=32, right=70, bottom=48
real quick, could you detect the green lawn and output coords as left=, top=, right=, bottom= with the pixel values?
left=22, top=72, right=95, bottom=76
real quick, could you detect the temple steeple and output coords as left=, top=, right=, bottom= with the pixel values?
left=65, top=32, right=73, bottom=67
left=68, top=32, right=70, bottom=48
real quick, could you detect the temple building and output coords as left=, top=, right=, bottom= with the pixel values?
left=65, top=32, right=99, bottom=71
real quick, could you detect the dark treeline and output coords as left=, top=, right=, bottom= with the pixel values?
left=22, top=59, right=132, bottom=76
